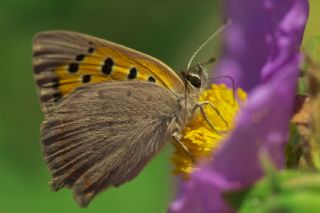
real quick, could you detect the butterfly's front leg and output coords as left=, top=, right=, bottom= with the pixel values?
left=172, top=131, right=195, bottom=163
left=193, top=101, right=228, bottom=134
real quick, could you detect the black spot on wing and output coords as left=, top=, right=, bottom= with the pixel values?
left=88, top=47, right=95, bottom=53
left=75, top=54, right=86, bottom=61
left=82, top=75, right=91, bottom=83
left=128, top=68, right=137, bottom=79
left=102, top=58, right=114, bottom=75
left=68, top=63, right=79, bottom=73
left=148, top=76, right=156, bottom=82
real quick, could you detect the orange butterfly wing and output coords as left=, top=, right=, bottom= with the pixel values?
left=32, top=31, right=184, bottom=113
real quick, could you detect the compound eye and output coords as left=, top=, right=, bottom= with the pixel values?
left=186, top=74, right=201, bottom=88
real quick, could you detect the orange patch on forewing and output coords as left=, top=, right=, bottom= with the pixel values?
left=33, top=30, right=187, bottom=108
left=52, top=45, right=184, bottom=98
left=96, top=46, right=182, bottom=91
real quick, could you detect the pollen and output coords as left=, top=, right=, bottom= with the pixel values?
left=172, top=84, right=247, bottom=178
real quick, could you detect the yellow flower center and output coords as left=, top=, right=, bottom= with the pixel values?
left=171, top=84, right=247, bottom=178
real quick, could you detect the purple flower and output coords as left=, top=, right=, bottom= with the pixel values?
left=169, top=0, right=309, bottom=213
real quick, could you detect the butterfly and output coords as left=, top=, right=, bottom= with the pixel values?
left=32, top=31, right=210, bottom=207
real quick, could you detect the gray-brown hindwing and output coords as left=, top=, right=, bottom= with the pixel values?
left=41, top=81, right=179, bottom=207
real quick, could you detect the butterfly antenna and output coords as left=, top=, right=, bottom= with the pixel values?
left=188, top=57, right=216, bottom=70
left=187, top=19, right=231, bottom=70
left=209, top=75, right=236, bottom=105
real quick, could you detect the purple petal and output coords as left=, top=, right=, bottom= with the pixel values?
left=215, top=0, right=308, bottom=92
left=169, top=0, right=309, bottom=212
left=213, top=55, right=301, bottom=185
left=169, top=173, right=237, bottom=213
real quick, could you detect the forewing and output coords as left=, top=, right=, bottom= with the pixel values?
left=32, top=31, right=184, bottom=113
left=41, top=81, right=179, bottom=207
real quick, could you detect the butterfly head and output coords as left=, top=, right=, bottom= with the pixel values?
left=182, top=63, right=208, bottom=90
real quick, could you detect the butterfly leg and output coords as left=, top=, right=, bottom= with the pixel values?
left=193, top=101, right=228, bottom=134
left=172, top=132, right=195, bottom=163
left=198, top=101, right=229, bottom=128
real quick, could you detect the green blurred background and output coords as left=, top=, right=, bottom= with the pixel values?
left=0, top=1, right=318, bottom=213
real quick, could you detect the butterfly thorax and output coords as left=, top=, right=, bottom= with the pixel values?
left=175, top=67, right=208, bottom=130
